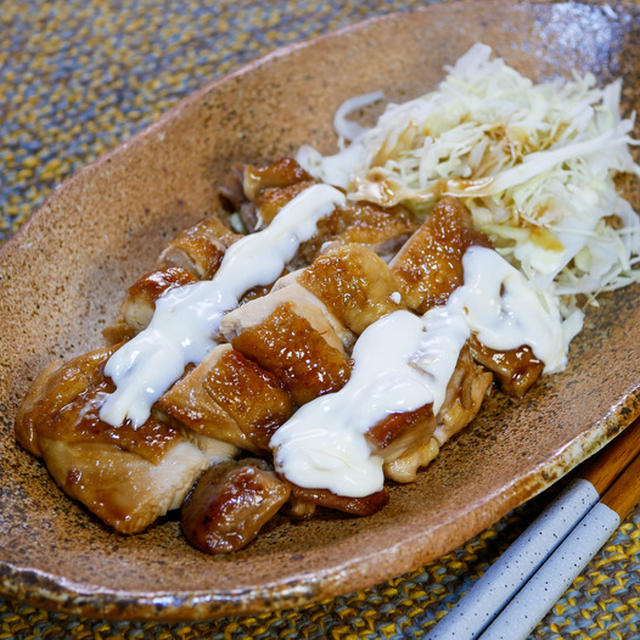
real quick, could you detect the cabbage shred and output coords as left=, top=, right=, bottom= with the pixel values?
left=297, top=43, right=640, bottom=330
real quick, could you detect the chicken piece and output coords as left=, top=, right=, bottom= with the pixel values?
left=390, top=196, right=492, bottom=314
left=280, top=494, right=317, bottom=519
left=181, top=459, right=291, bottom=554
left=366, top=403, right=440, bottom=483
left=434, top=343, right=493, bottom=445
left=367, top=347, right=490, bottom=483
left=389, top=197, right=542, bottom=394
left=289, top=484, right=389, bottom=516
left=16, top=358, right=82, bottom=458
left=219, top=157, right=313, bottom=231
left=383, top=438, right=440, bottom=484
left=469, top=336, right=544, bottom=397
left=16, top=345, right=180, bottom=460
left=218, top=162, right=257, bottom=231
left=366, top=404, right=436, bottom=466
left=158, top=214, right=240, bottom=280
left=15, top=345, right=236, bottom=533
left=243, top=156, right=314, bottom=202
left=297, top=200, right=419, bottom=265
left=221, top=157, right=418, bottom=265
left=254, top=184, right=419, bottom=266
left=258, top=185, right=418, bottom=266
left=158, top=344, right=294, bottom=453
left=232, top=159, right=316, bottom=233
left=298, top=244, right=405, bottom=335
left=255, top=180, right=318, bottom=227
left=103, top=267, right=198, bottom=343
left=105, top=214, right=239, bottom=344
left=220, top=281, right=354, bottom=352
left=41, top=434, right=231, bottom=534
left=363, top=346, right=490, bottom=484
left=231, top=302, right=352, bottom=406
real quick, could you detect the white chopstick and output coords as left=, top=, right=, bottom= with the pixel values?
left=478, top=499, right=622, bottom=639
left=425, top=418, right=640, bottom=640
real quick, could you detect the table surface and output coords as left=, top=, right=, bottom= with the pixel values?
left=2, top=1, right=640, bottom=638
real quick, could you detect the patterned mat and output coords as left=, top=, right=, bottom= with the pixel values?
left=2, top=1, right=640, bottom=638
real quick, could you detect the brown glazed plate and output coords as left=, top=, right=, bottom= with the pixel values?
left=1, top=0, right=639, bottom=622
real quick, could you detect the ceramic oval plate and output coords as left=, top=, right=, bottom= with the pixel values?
left=1, top=0, right=639, bottom=621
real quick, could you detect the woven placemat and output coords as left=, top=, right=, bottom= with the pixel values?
left=2, top=1, right=640, bottom=637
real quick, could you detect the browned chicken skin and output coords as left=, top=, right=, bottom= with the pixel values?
left=366, top=404, right=436, bottom=463
left=219, top=157, right=314, bottom=231
left=103, top=266, right=198, bottom=342
left=435, top=344, right=494, bottom=446
left=181, top=459, right=290, bottom=554
left=298, top=200, right=418, bottom=265
left=255, top=180, right=318, bottom=227
left=243, top=156, right=314, bottom=202
left=231, top=302, right=352, bottom=406
left=16, top=345, right=180, bottom=461
left=390, top=195, right=492, bottom=314
left=220, top=156, right=419, bottom=262
left=158, top=214, right=241, bottom=279
left=469, top=337, right=544, bottom=397
left=158, top=344, right=294, bottom=454
left=390, top=196, right=543, bottom=399
left=288, top=484, right=389, bottom=516
left=298, top=243, right=405, bottom=335
left=15, top=346, right=235, bottom=533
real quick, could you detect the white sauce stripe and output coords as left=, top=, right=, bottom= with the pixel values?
left=271, top=311, right=432, bottom=498
left=99, top=184, right=346, bottom=428
left=455, top=247, right=568, bottom=373
left=272, top=245, right=570, bottom=497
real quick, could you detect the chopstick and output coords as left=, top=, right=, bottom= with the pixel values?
left=479, top=443, right=640, bottom=639
left=425, top=418, right=640, bottom=640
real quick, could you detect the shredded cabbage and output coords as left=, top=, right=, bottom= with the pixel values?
left=297, top=43, right=640, bottom=330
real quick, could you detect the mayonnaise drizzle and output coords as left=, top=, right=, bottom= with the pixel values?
left=271, top=245, right=572, bottom=497
left=99, top=184, right=346, bottom=428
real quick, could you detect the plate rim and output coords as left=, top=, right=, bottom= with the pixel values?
left=2, top=0, right=640, bottom=621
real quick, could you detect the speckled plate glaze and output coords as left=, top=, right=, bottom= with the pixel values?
left=1, top=0, right=639, bottom=622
